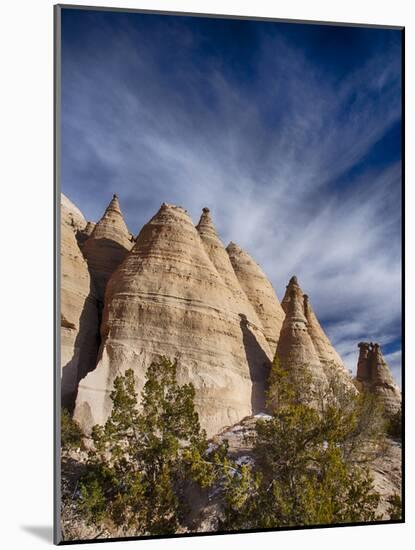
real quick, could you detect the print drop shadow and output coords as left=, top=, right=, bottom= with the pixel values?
left=20, top=525, right=53, bottom=543
left=239, top=313, right=271, bottom=413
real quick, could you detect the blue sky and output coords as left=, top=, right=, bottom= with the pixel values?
left=61, top=8, right=403, bottom=383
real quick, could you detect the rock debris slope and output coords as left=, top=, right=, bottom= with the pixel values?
left=74, top=203, right=272, bottom=436
left=82, top=194, right=134, bottom=302
left=226, top=241, right=285, bottom=353
left=60, top=194, right=99, bottom=412
left=356, top=342, right=401, bottom=416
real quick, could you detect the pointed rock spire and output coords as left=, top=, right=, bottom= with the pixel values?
left=83, top=194, right=133, bottom=301
left=196, top=209, right=272, bottom=352
left=281, top=275, right=303, bottom=313
left=226, top=241, right=285, bottom=353
left=276, top=284, right=328, bottom=397
left=75, top=203, right=272, bottom=436
left=282, top=277, right=355, bottom=390
left=355, top=342, right=401, bottom=416
left=196, top=207, right=218, bottom=240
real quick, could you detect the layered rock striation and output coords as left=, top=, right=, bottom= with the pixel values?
left=82, top=194, right=134, bottom=302
left=61, top=194, right=99, bottom=412
left=74, top=203, right=272, bottom=436
left=356, top=342, right=401, bottom=415
left=226, top=241, right=285, bottom=353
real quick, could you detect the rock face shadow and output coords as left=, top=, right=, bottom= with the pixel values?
left=239, top=314, right=270, bottom=413
left=61, top=276, right=101, bottom=415
left=83, top=237, right=130, bottom=302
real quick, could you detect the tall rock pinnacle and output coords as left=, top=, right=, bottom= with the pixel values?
left=282, top=277, right=355, bottom=391
left=276, top=285, right=328, bottom=397
left=356, top=342, right=401, bottom=416
left=196, top=208, right=272, bottom=352
left=281, top=275, right=304, bottom=312
left=74, top=203, right=272, bottom=436
left=226, top=241, right=285, bottom=353
left=82, top=194, right=134, bottom=302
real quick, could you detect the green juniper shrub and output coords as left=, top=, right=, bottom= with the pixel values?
left=219, top=357, right=383, bottom=530
left=61, top=408, right=83, bottom=452
left=77, top=358, right=225, bottom=536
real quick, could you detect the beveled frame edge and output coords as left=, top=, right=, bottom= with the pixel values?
left=53, top=4, right=405, bottom=545
left=54, top=4, right=62, bottom=545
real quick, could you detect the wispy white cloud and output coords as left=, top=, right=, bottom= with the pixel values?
left=61, top=16, right=402, bottom=383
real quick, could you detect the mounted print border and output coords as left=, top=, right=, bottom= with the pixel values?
left=54, top=4, right=405, bottom=545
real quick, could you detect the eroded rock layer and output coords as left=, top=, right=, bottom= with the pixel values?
left=82, top=194, right=134, bottom=301
left=74, top=203, right=272, bottom=436
left=61, top=194, right=99, bottom=412
left=226, top=242, right=285, bottom=353
left=356, top=342, right=401, bottom=416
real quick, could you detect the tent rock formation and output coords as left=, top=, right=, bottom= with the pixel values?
left=82, top=194, right=134, bottom=302
left=74, top=203, right=272, bottom=436
left=356, top=342, right=401, bottom=416
left=196, top=208, right=272, bottom=341
left=276, top=286, right=328, bottom=398
left=62, top=196, right=400, bottom=436
left=226, top=241, right=285, bottom=353
left=281, top=276, right=356, bottom=393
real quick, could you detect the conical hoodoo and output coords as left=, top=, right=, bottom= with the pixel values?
left=74, top=203, right=272, bottom=436
left=196, top=208, right=272, bottom=356
left=282, top=277, right=355, bottom=392
left=356, top=342, right=401, bottom=416
left=60, top=194, right=99, bottom=412
left=275, top=284, right=328, bottom=398
left=226, top=241, right=285, bottom=354
left=82, top=194, right=134, bottom=302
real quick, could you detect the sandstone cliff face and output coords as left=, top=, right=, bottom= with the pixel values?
left=74, top=203, right=272, bottom=436
left=61, top=194, right=99, bottom=412
left=281, top=276, right=355, bottom=392
left=226, top=242, right=285, bottom=353
left=82, top=194, right=134, bottom=302
left=356, top=342, right=401, bottom=416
